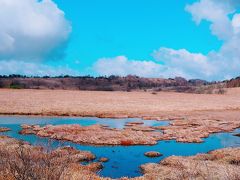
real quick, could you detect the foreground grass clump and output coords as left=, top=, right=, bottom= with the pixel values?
left=0, top=136, right=107, bottom=180
left=0, top=136, right=240, bottom=180
left=139, top=148, right=240, bottom=180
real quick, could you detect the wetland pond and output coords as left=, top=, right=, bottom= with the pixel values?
left=0, top=116, right=240, bottom=178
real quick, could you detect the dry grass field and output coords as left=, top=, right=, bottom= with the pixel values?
left=1, top=89, right=240, bottom=180
left=0, top=88, right=240, bottom=118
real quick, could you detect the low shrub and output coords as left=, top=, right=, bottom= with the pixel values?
left=120, top=140, right=133, bottom=146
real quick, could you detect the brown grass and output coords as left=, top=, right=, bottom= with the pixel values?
left=1, top=136, right=240, bottom=180
left=138, top=148, right=240, bottom=180
left=120, top=140, right=134, bottom=146
left=0, top=136, right=105, bottom=180
left=20, top=124, right=163, bottom=145
left=0, top=88, right=240, bottom=118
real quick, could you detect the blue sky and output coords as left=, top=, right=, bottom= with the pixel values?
left=0, top=0, right=240, bottom=80
left=53, top=0, right=221, bottom=73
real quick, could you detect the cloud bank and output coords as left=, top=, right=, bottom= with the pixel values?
left=95, top=0, right=240, bottom=81
left=94, top=56, right=162, bottom=77
left=0, top=0, right=71, bottom=75
left=0, top=60, right=76, bottom=76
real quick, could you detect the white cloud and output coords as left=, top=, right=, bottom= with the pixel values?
left=94, top=56, right=163, bottom=77
left=149, top=0, right=240, bottom=81
left=0, top=0, right=71, bottom=61
left=93, top=0, right=240, bottom=81
left=232, top=13, right=240, bottom=34
left=0, top=60, right=77, bottom=76
left=183, top=0, right=240, bottom=80
left=185, top=0, right=236, bottom=40
left=93, top=50, right=214, bottom=80
left=152, top=48, right=215, bottom=79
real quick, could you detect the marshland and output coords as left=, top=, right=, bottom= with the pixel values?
left=0, top=86, right=240, bottom=179
left=1, top=0, right=240, bottom=179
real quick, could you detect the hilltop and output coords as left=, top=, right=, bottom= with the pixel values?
left=0, top=74, right=226, bottom=94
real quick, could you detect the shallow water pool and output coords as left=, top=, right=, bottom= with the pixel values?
left=0, top=116, right=240, bottom=178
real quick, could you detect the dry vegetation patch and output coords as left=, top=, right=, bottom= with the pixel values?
left=154, top=111, right=240, bottom=143
left=19, top=124, right=163, bottom=146
left=1, top=88, right=240, bottom=118
left=19, top=110, right=240, bottom=145
left=0, top=127, right=10, bottom=132
left=138, top=148, right=240, bottom=180
left=1, top=136, right=240, bottom=180
left=0, top=136, right=107, bottom=180
left=144, top=151, right=162, bottom=158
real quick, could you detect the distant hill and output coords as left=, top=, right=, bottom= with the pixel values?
left=226, top=77, right=240, bottom=88
left=0, top=74, right=225, bottom=94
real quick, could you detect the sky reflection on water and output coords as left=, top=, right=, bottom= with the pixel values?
left=0, top=116, right=239, bottom=178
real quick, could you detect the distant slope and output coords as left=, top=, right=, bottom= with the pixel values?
left=226, top=77, right=240, bottom=88
left=0, top=75, right=210, bottom=92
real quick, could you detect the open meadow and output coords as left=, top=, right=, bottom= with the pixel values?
left=0, top=88, right=240, bottom=118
